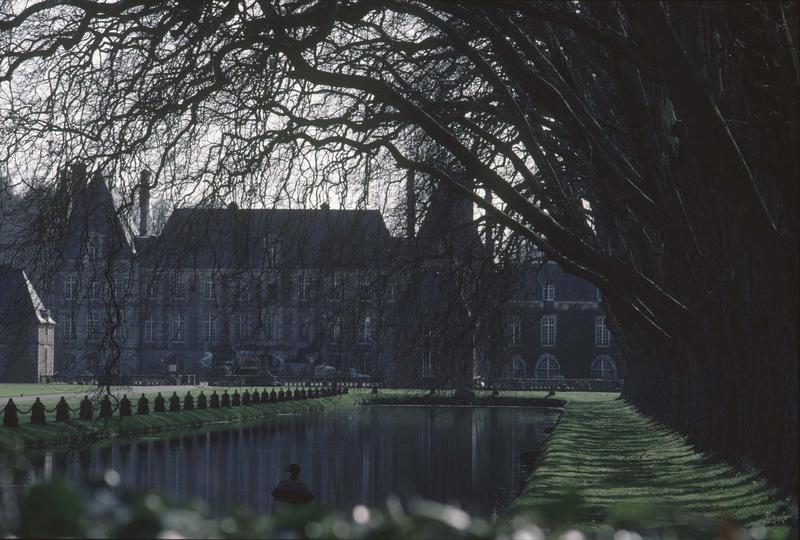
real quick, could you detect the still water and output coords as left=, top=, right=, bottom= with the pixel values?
left=29, top=405, right=560, bottom=517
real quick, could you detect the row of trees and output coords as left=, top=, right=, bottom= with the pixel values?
left=0, top=1, right=796, bottom=493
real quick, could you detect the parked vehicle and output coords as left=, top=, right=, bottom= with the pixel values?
left=313, top=365, right=337, bottom=379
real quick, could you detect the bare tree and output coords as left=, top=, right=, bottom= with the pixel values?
left=0, top=1, right=797, bottom=494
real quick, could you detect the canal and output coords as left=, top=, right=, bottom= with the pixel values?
left=27, top=405, right=561, bottom=517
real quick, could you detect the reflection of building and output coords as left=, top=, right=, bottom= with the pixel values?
left=0, top=265, right=56, bottom=382
left=4, top=165, right=621, bottom=384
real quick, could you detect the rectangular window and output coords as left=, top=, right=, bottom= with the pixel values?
left=360, top=274, right=372, bottom=303
left=327, top=316, right=341, bottom=344
left=330, top=273, right=344, bottom=301
left=267, top=237, right=281, bottom=267
left=63, top=274, right=76, bottom=299
left=64, top=312, right=77, bottom=340
left=144, top=316, right=156, bottom=343
left=262, top=310, right=280, bottom=342
left=421, top=350, right=434, bottom=377
left=232, top=314, right=247, bottom=342
left=235, top=278, right=249, bottom=302
left=544, top=284, right=555, bottom=301
left=172, top=273, right=185, bottom=299
left=358, top=316, right=373, bottom=344
left=203, top=314, right=217, bottom=342
left=509, top=317, right=522, bottom=345
left=357, top=352, right=371, bottom=374
left=263, top=273, right=279, bottom=301
left=386, top=283, right=397, bottom=303
left=298, top=271, right=311, bottom=301
left=203, top=275, right=216, bottom=300
left=146, top=279, right=158, bottom=299
left=298, top=314, right=312, bottom=343
left=87, top=311, right=100, bottom=341
left=172, top=314, right=184, bottom=343
left=541, top=315, right=557, bottom=347
left=595, top=316, right=610, bottom=347
left=90, top=279, right=103, bottom=300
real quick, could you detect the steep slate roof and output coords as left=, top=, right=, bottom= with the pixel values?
left=0, top=265, right=56, bottom=325
left=135, top=207, right=399, bottom=270
left=59, top=172, right=134, bottom=261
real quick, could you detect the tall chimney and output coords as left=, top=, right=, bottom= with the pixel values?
left=483, top=188, right=493, bottom=254
left=139, top=170, right=151, bottom=236
left=406, top=169, right=416, bottom=239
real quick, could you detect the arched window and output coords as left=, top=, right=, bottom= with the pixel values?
left=591, top=355, right=617, bottom=380
left=535, top=354, right=561, bottom=380
left=511, top=354, right=526, bottom=378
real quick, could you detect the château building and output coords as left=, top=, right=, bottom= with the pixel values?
left=0, top=165, right=622, bottom=385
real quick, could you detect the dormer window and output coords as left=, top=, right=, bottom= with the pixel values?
left=86, top=233, right=104, bottom=260
left=544, top=284, right=555, bottom=302
left=266, top=235, right=281, bottom=267
left=63, top=274, right=77, bottom=300
left=298, top=271, right=312, bottom=301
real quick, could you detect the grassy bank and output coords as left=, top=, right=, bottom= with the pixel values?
left=1, top=392, right=361, bottom=448
left=509, top=397, right=790, bottom=531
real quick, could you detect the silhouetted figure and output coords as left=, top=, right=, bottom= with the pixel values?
left=547, top=389, right=556, bottom=397
left=197, top=391, right=207, bottom=409
left=232, top=390, right=241, bottom=407
left=272, top=463, right=314, bottom=508
left=168, top=392, right=181, bottom=411
left=154, top=392, right=166, bottom=413
left=119, top=395, right=132, bottom=417
left=277, top=389, right=285, bottom=401
left=492, top=389, right=500, bottom=397
left=313, top=388, right=320, bottom=398
left=221, top=391, right=231, bottom=407
left=251, top=389, right=261, bottom=405
left=183, top=391, right=194, bottom=410
left=2, top=399, right=19, bottom=427
left=261, top=389, right=270, bottom=402
left=30, top=398, right=46, bottom=425
left=55, top=397, right=70, bottom=422
left=293, top=389, right=301, bottom=400
left=371, top=386, right=379, bottom=394
left=210, top=391, right=220, bottom=408
left=79, top=396, right=93, bottom=421
left=299, top=388, right=306, bottom=399
left=99, top=395, right=113, bottom=419
left=242, top=389, right=251, bottom=406
left=137, top=394, right=150, bottom=415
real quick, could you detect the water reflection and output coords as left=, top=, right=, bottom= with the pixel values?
left=29, top=406, right=560, bottom=517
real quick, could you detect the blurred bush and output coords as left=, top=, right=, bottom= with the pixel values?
left=0, top=472, right=794, bottom=539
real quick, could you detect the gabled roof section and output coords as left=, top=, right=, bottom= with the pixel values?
left=60, top=171, right=134, bottom=261
left=0, top=265, right=55, bottom=325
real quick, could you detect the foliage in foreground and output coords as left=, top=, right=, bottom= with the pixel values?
left=1, top=474, right=794, bottom=540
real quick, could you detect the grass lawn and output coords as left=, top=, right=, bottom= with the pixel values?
left=509, top=396, right=790, bottom=532
left=0, top=383, right=97, bottom=398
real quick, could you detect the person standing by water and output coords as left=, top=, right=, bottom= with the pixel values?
left=272, top=463, right=314, bottom=510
